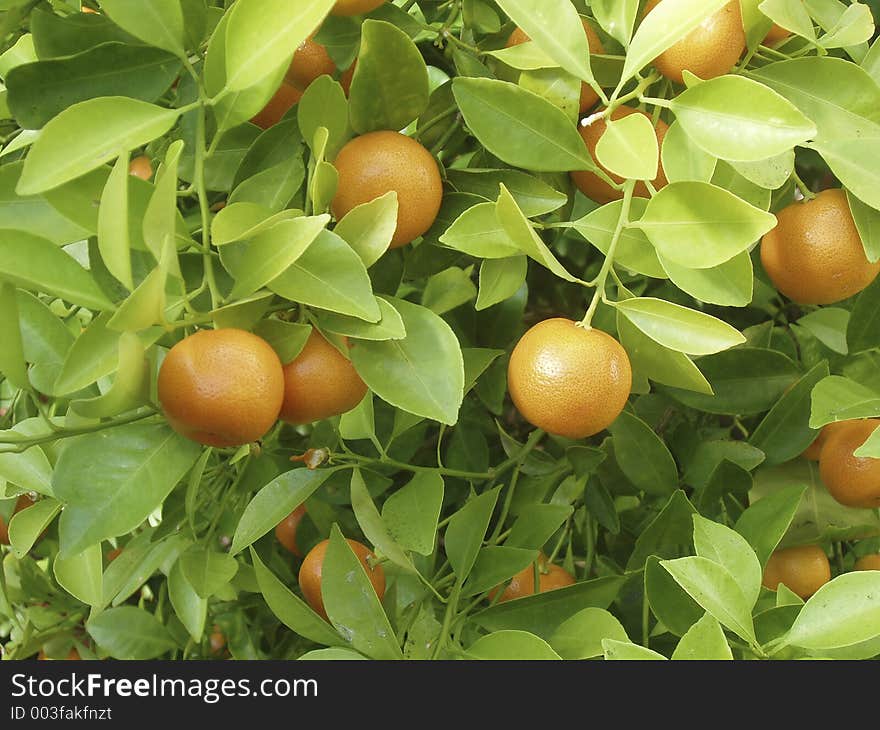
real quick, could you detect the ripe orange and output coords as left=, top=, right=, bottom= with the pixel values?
left=209, top=626, right=227, bottom=655
left=250, top=82, right=302, bottom=129
left=490, top=557, right=575, bottom=603
left=854, top=554, right=880, bottom=571
left=298, top=538, right=385, bottom=620
left=802, top=421, right=851, bottom=461
left=128, top=155, right=153, bottom=181
left=507, top=318, right=632, bottom=439
left=275, top=504, right=307, bottom=556
left=279, top=330, right=367, bottom=425
left=158, top=328, right=285, bottom=448
left=762, top=545, right=831, bottom=599
left=571, top=105, right=669, bottom=204
left=643, top=0, right=745, bottom=84
left=286, top=35, right=336, bottom=91
left=764, top=23, right=791, bottom=44
left=818, top=419, right=880, bottom=509
left=331, top=0, right=385, bottom=16
left=0, top=495, right=33, bottom=546
left=332, top=131, right=443, bottom=248
left=506, top=17, right=605, bottom=113
left=760, top=189, right=880, bottom=305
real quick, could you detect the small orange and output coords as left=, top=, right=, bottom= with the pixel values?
left=158, top=328, right=285, bottom=448
left=209, top=626, right=227, bottom=655
left=506, top=17, right=605, bottom=113
left=854, top=554, right=880, bottom=571
left=298, top=538, right=385, bottom=620
left=279, top=330, right=367, bottom=425
left=275, top=504, right=307, bottom=556
left=0, top=495, right=33, bottom=546
left=818, top=419, right=880, bottom=509
left=106, top=547, right=123, bottom=563
left=760, top=189, right=880, bottom=305
left=331, top=0, right=385, bottom=16
left=764, top=23, right=791, bottom=44
left=762, top=545, right=831, bottom=599
left=332, top=131, right=443, bottom=248
left=571, top=105, right=669, bottom=204
left=643, top=0, right=745, bottom=84
left=802, top=421, right=852, bottom=461
left=490, top=557, right=575, bottom=603
left=507, top=318, right=632, bottom=439
left=286, top=35, right=336, bottom=92
left=250, top=82, right=302, bottom=129
left=128, top=155, right=153, bottom=181
left=38, top=648, right=81, bottom=660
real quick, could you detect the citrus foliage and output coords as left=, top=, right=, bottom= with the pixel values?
left=1, top=0, right=880, bottom=662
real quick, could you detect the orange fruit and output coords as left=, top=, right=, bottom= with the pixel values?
left=209, top=626, right=227, bottom=655
left=506, top=17, right=605, bottom=113
left=643, top=0, right=745, bottom=84
left=571, top=104, right=669, bottom=204
left=128, top=155, right=153, bottom=181
left=250, top=82, right=302, bottom=129
left=507, top=318, right=632, bottom=439
left=802, top=421, right=852, bottom=461
left=762, top=545, right=831, bottom=599
left=760, top=189, right=879, bottom=305
left=764, top=23, right=791, bottom=44
left=854, top=554, right=880, bottom=571
left=279, top=330, right=367, bottom=425
left=38, top=648, right=81, bottom=660
left=158, top=328, right=285, bottom=448
left=0, top=495, right=33, bottom=546
left=286, top=35, right=336, bottom=92
left=818, top=419, right=880, bottom=509
left=332, top=130, right=443, bottom=248
left=275, top=504, right=307, bottom=556
left=298, top=538, right=385, bottom=620
left=490, top=556, right=575, bottom=603
left=331, top=0, right=385, bottom=16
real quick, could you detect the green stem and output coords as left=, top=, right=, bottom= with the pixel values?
left=791, top=168, right=816, bottom=200
left=0, top=410, right=156, bottom=452
left=581, top=180, right=635, bottom=327
left=431, top=582, right=461, bottom=659
left=194, top=103, right=220, bottom=309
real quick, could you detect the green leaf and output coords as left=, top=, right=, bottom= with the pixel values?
left=671, top=613, right=733, bottom=660
left=350, top=469, right=414, bottom=573
left=626, top=490, right=697, bottom=571
left=668, top=75, right=816, bottom=162
left=661, top=120, right=717, bottom=184
left=6, top=43, right=181, bottom=130
left=99, top=0, right=186, bottom=57
left=54, top=544, right=103, bottom=607
left=333, top=192, right=398, bottom=268
left=180, top=546, right=239, bottom=599
left=634, top=182, right=777, bottom=269
left=252, top=319, right=312, bottom=362
left=223, top=0, right=335, bottom=92
left=749, top=361, right=831, bottom=466
left=452, top=77, right=592, bottom=172
left=615, top=297, right=745, bottom=356
left=446, top=168, right=567, bottom=217
left=88, top=606, right=177, bottom=659
left=142, top=140, right=184, bottom=273
left=660, top=250, right=754, bottom=308
left=8, top=499, right=59, bottom=557
left=848, top=191, right=880, bottom=264
left=168, top=561, right=206, bottom=642
left=267, top=230, right=380, bottom=322
left=298, top=75, right=350, bottom=161
left=809, top=375, right=880, bottom=427
left=350, top=298, right=464, bottom=426
left=495, top=0, right=594, bottom=82
left=549, top=607, right=629, bottom=660
left=17, top=291, right=75, bottom=396
left=664, top=348, right=800, bottom=415
left=467, top=630, right=561, bottom=660
left=250, top=548, right=345, bottom=647
left=692, top=515, right=763, bottom=609
left=348, top=20, right=429, bottom=134
left=0, top=231, right=114, bottom=311
left=595, top=111, right=659, bottom=181
left=17, top=97, right=180, bottom=195
left=421, top=267, right=478, bottom=315
left=602, top=639, right=667, bottom=660
left=445, top=487, right=501, bottom=582
left=477, top=257, right=527, bottom=311
left=97, top=153, right=133, bottom=289
left=440, top=202, right=521, bottom=259
left=608, top=411, right=678, bottom=496
left=506, top=504, right=573, bottom=550
left=231, top=467, right=339, bottom=555
left=661, top=556, right=757, bottom=645
left=54, top=423, right=202, bottom=558
left=0, top=283, right=28, bottom=390
left=110, top=534, right=189, bottom=607
left=784, top=572, right=880, bottom=650
left=645, top=555, right=704, bottom=637
left=321, top=525, right=402, bottom=660
left=814, top=137, right=880, bottom=212
left=71, top=332, right=151, bottom=418
left=735, top=484, right=806, bottom=567
left=622, top=0, right=732, bottom=80
left=381, top=471, right=444, bottom=556
left=463, top=546, right=539, bottom=597
left=318, top=297, right=406, bottom=341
